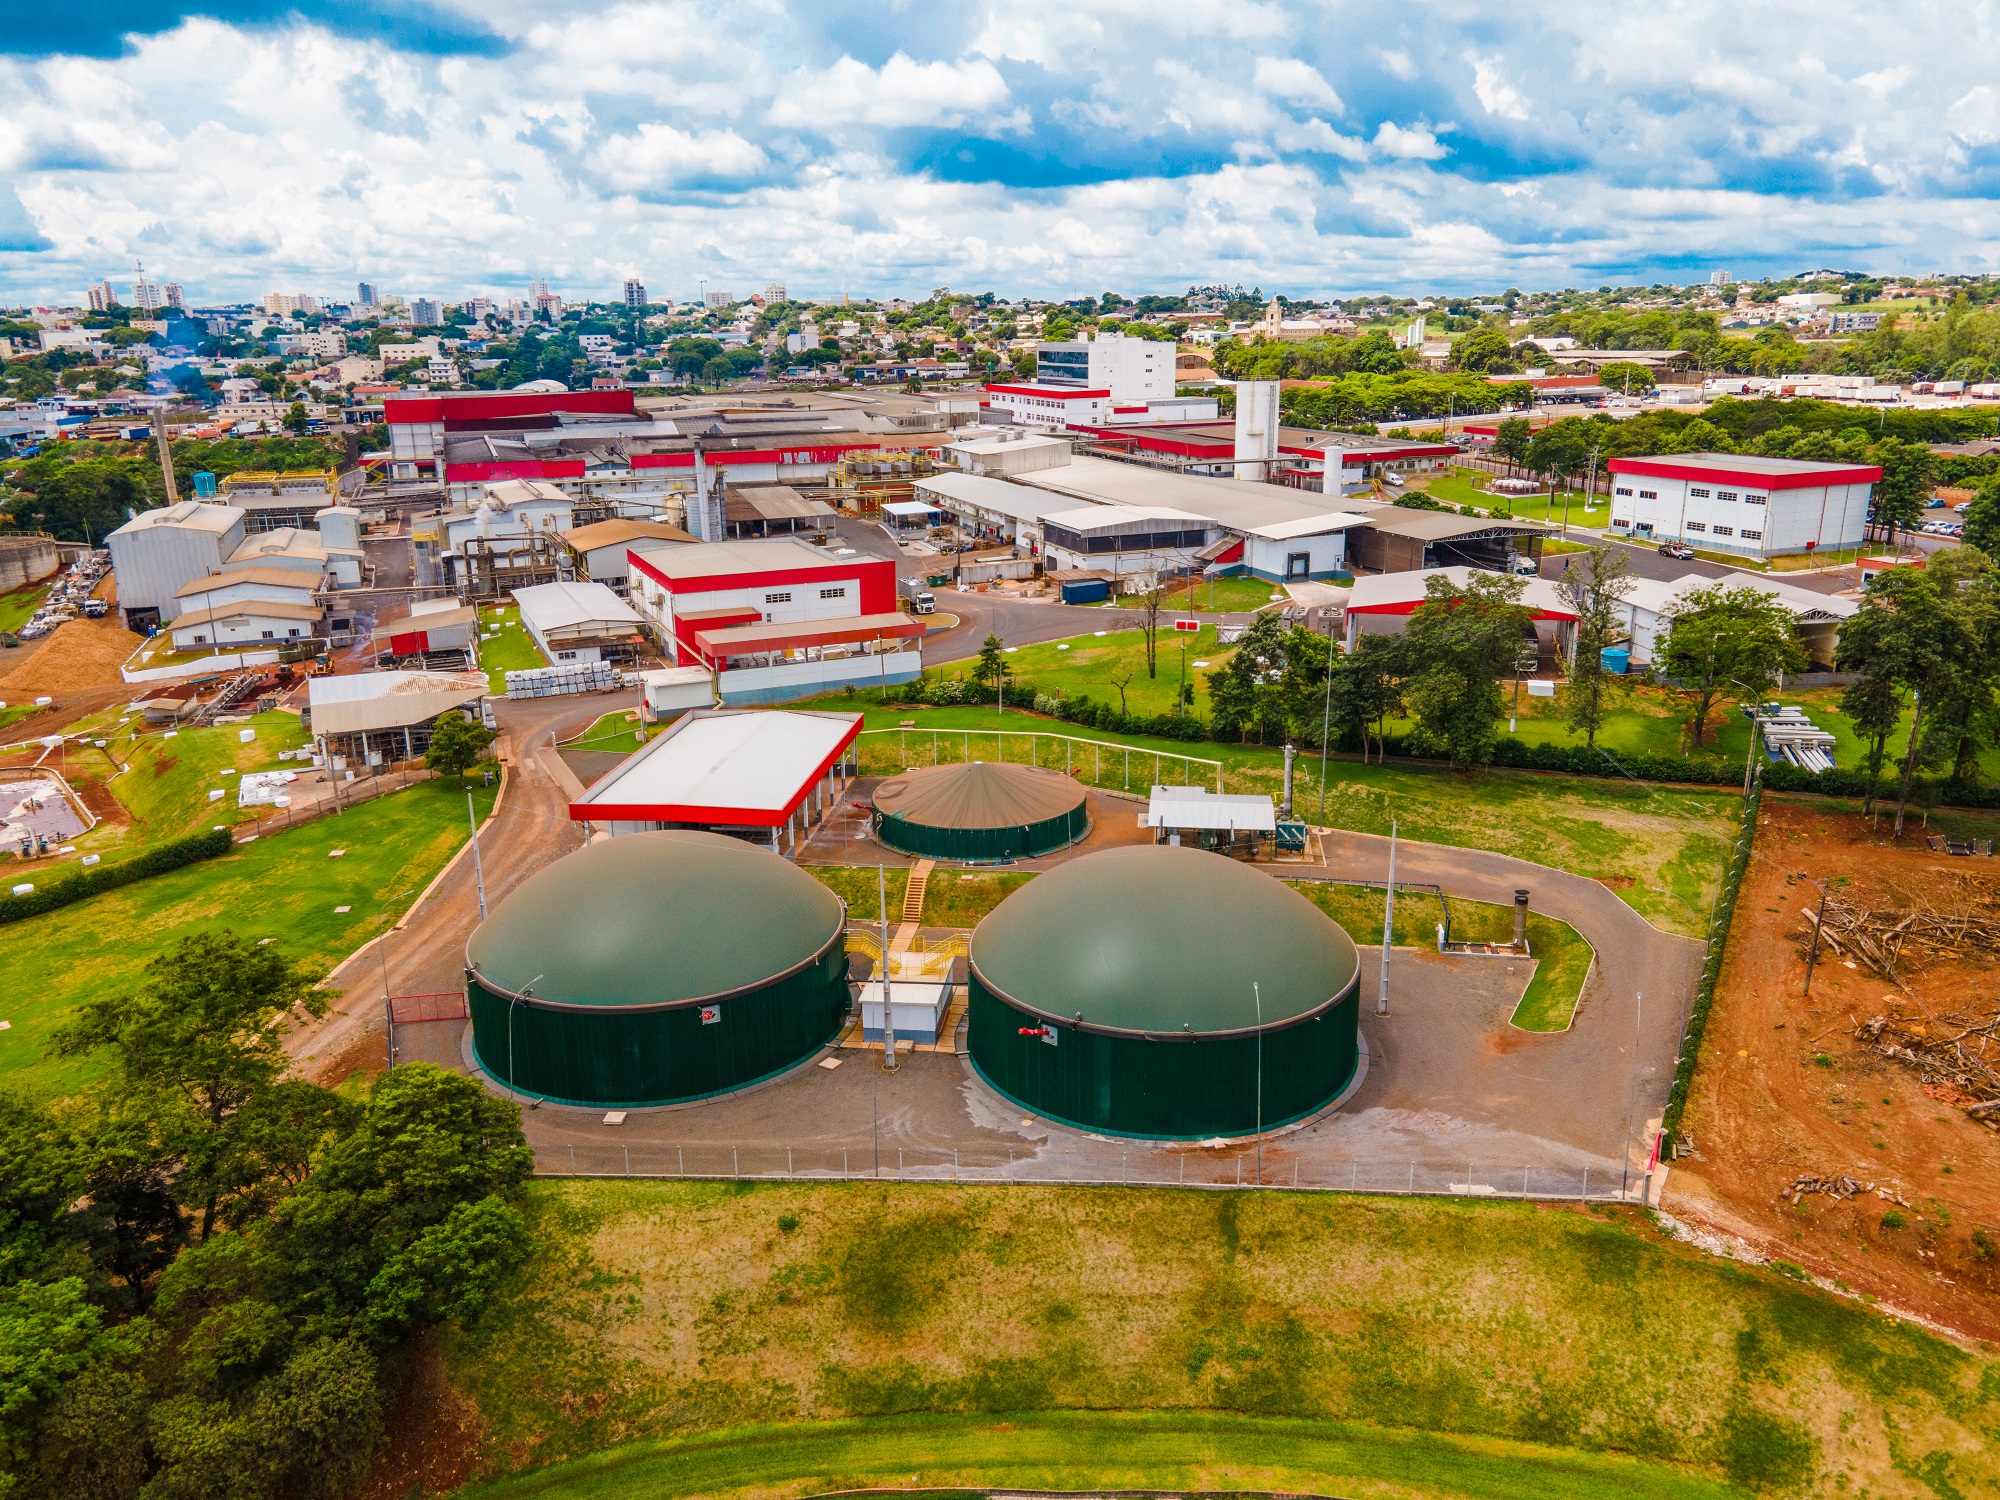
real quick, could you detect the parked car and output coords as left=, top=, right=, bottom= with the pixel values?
left=1657, top=540, right=1696, bottom=559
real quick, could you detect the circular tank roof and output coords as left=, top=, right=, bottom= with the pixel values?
left=873, top=760, right=1086, bottom=830
left=466, top=830, right=843, bottom=1010
left=969, top=845, right=1358, bottom=1034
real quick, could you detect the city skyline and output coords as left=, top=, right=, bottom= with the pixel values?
left=4, top=3, right=2000, bottom=304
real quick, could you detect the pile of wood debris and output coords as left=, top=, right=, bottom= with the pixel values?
left=1800, top=874, right=2000, bottom=982
left=1855, top=1008, right=2000, bottom=1126
left=1785, top=1173, right=1910, bottom=1207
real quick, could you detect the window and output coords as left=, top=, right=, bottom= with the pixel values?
left=765, top=591, right=792, bottom=603
left=1686, top=521, right=1706, bottom=532
left=1639, top=489, right=1658, bottom=499
left=286, top=627, right=301, bottom=637
left=1717, top=489, right=1738, bottom=502
left=819, top=587, right=845, bottom=599
left=259, top=629, right=275, bottom=639
left=1712, top=526, right=1733, bottom=537
left=1614, top=486, right=1633, bottom=496
left=1689, top=487, right=1711, bottom=498
left=1745, top=493, right=1767, bottom=506
left=192, top=633, right=208, bottom=643
left=557, top=650, right=577, bottom=661
left=1740, top=529, right=1762, bottom=541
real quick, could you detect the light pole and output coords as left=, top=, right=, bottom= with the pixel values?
left=1378, top=819, right=1397, bottom=1016
left=468, top=789, right=488, bottom=921
left=877, top=864, right=896, bottom=1071
left=379, top=887, right=413, bottom=1068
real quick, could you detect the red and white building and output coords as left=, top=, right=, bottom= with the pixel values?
left=1606, top=452, right=1881, bottom=558
left=570, top=708, right=864, bottom=857
left=625, top=538, right=923, bottom=705
left=1342, top=567, right=1579, bottom=654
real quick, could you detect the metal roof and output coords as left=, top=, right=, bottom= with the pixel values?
left=914, top=470, right=1087, bottom=523
left=512, top=580, right=645, bottom=635
left=109, top=501, right=243, bottom=536
left=1346, top=567, right=1578, bottom=620
left=307, top=669, right=487, bottom=734
left=1017, top=454, right=1382, bottom=534
left=1358, top=509, right=1549, bottom=541
left=626, top=537, right=846, bottom=580
left=465, top=830, right=843, bottom=1010
left=874, top=761, right=1086, bottom=831
left=559, top=518, right=697, bottom=552
left=172, top=599, right=323, bottom=627
left=571, top=708, right=864, bottom=826
left=694, top=611, right=924, bottom=655
left=1142, top=786, right=1277, bottom=832
left=968, top=845, right=1359, bottom=1035
left=175, top=566, right=318, bottom=597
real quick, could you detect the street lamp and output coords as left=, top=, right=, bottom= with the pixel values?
left=379, top=887, right=413, bottom=1068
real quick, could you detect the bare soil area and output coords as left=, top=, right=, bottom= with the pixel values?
left=0, top=613, right=142, bottom=696
left=1670, top=796, right=2000, bottom=1341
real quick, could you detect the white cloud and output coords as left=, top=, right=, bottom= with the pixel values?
left=1254, top=56, right=1343, bottom=111
left=1467, top=55, right=1531, bottom=122
left=1375, top=49, right=1419, bottom=80
left=595, top=123, right=769, bottom=189
left=1373, top=121, right=1451, bottom=159
left=769, top=53, right=1010, bottom=130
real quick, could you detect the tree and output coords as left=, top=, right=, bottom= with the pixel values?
left=1491, top=417, right=1533, bottom=475
left=53, top=934, right=328, bottom=1245
left=1134, top=580, right=1168, bottom=679
left=1450, top=328, right=1515, bottom=373
left=283, top=401, right=308, bottom=436
left=973, top=632, right=1005, bottom=689
left=1555, top=545, right=1634, bottom=749
left=1327, top=634, right=1406, bottom=762
left=1204, top=611, right=1290, bottom=744
left=1964, top=472, right=2000, bottom=557
left=1655, top=584, right=1807, bottom=749
left=2, top=460, right=153, bottom=544
left=1401, top=572, right=1532, bottom=768
left=422, top=712, right=496, bottom=784
left=1595, top=360, right=1657, bottom=394
left=1866, top=436, right=1937, bottom=549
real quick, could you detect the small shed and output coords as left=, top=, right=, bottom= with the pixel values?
left=1142, top=785, right=1278, bottom=857
left=512, top=580, right=648, bottom=665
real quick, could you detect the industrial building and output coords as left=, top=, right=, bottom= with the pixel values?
left=966, top=846, right=1362, bottom=1138
left=105, top=501, right=246, bottom=631
left=464, top=831, right=850, bottom=1106
left=512, top=580, right=647, bottom=665
left=1342, top=508, right=1547, bottom=575
left=982, top=332, right=1219, bottom=429
left=305, top=669, right=489, bottom=769
left=1614, top=571, right=1859, bottom=670
left=371, top=597, right=477, bottom=666
left=571, top=707, right=862, bottom=855
left=1606, top=452, right=1881, bottom=558
left=435, top=479, right=574, bottom=593
left=872, top=761, right=1090, bottom=861
left=559, top=518, right=695, bottom=592
left=1343, top=567, right=1579, bottom=655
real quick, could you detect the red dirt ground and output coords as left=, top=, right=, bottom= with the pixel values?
left=353, top=1329, right=488, bottom=1500
left=1668, top=796, right=2000, bottom=1342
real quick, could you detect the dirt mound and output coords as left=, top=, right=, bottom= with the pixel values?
left=0, top=615, right=142, bottom=695
left=1669, top=796, right=2000, bottom=1340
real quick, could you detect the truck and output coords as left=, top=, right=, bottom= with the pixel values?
left=898, top=577, right=936, bottom=614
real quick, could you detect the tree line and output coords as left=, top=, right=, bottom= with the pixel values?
left=0, top=933, right=533, bottom=1498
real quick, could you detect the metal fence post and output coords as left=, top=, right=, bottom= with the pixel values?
left=1408, top=1162, right=1415, bottom=1192
left=569, top=1144, right=576, bottom=1173
left=1580, top=1165, right=1588, bottom=1202
left=844, top=1148, right=849, bottom=1179
left=733, top=1146, right=739, bottom=1176
left=678, top=1145, right=684, bottom=1176
left=623, top=1146, right=630, bottom=1176
left=789, top=1147, right=794, bottom=1179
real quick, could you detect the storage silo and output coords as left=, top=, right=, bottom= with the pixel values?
left=872, top=761, right=1088, bottom=861
left=967, top=845, right=1361, bottom=1138
left=465, top=830, right=848, bottom=1106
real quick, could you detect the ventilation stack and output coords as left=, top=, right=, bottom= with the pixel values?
left=1233, top=380, right=1279, bottom=482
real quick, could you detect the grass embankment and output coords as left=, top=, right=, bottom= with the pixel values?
left=969, top=625, right=1237, bottom=720
left=442, top=1181, right=2000, bottom=1499
left=805, top=867, right=1029, bottom=930
left=0, top=579, right=51, bottom=635
left=1160, top=574, right=1291, bottom=612
left=478, top=604, right=546, bottom=694
left=0, top=776, right=498, bottom=1097
left=840, top=704, right=1733, bottom=934
left=1292, top=883, right=1594, bottom=1031
left=101, top=707, right=313, bottom=845
left=561, top=709, right=654, bottom=757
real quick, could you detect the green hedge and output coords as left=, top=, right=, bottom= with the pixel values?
left=1660, top=769, right=1762, bottom=1137
left=0, top=827, right=234, bottom=925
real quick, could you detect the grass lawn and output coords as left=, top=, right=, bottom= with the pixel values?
left=0, top=579, right=51, bottom=635
left=478, top=604, right=546, bottom=694
left=442, top=1180, right=2000, bottom=1499
left=560, top=709, right=654, bottom=756
left=1767, top=545, right=1866, bottom=572
left=920, top=868, right=1035, bottom=927
left=453, top=1411, right=1747, bottom=1500
left=1407, top=467, right=1614, bottom=530
left=805, top=864, right=910, bottom=922
left=839, top=702, right=1735, bottom=934
left=1291, top=883, right=1594, bottom=1031
left=0, top=776, right=498, bottom=1098
left=942, top=625, right=1239, bottom=721
left=96, top=708, right=315, bottom=849
left=1159, top=574, right=1292, bottom=612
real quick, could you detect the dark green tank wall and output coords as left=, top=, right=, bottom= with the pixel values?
left=874, top=802, right=1089, bottom=861
left=467, top=945, right=850, bottom=1107
left=966, top=974, right=1360, bottom=1139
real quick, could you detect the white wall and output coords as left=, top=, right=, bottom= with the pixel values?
left=1242, top=532, right=1347, bottom=580
left=1608, top=474, right=1869, bottom=556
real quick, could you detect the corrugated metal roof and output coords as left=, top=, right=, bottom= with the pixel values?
left=1143, top=786, right=1277, bottom=832
left=307, top=670, right=487, bottom=734
left=874, top=761, right=1085, bottom=831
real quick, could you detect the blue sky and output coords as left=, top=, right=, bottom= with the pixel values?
left=3, top=0, right=1997, bottom=305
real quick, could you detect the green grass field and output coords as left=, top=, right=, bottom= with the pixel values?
left=841, top=704, right=1733, bottom=934
left=94, top=708, right=315, bottom=848
left=1160, top=574, right=1291, bottom=612
left=0, top=578, right=51, bottom=635
left=560, top=709, right=654, bottom=756
left=1290, top=882, right=1594, bottom=1031
left=453, top=1411, right=1748, bottom=1500
left=0, top=776, right=498, bottom=1097
left=441, top=1180, right=2000, bottom=1499
left=1406, top=468, right=1610, bottom=530
left=964, top=625, right=1239, bottom=720
left=479, top=604, right=546, bottom=693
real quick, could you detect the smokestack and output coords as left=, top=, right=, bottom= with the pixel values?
left=1233, top=380, right=1279, bottom=482
left=688, top=444, right=724, bottom=542
left=1281, top=742, right=1296, bottom=819
left=1513, top=889, right=1530, bottom=951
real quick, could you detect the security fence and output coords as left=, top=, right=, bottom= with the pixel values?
left=533, top=1140, right=1644, bottom=1203
left=857, top=726, right=1223, bottom=795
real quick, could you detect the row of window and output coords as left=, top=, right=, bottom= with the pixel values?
left=1683, top=524, right=1762, bottom=541
left=1044, top=525, right=1211, bottom=555
left=762, top=588, right=849, bottom=604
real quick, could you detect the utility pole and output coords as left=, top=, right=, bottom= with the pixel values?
left=468, top=789, right=488, bottom=921
left=1378, top=819, right=1396, bottom=1016
left=878, top=864, right=896, bottom=1071
left=1252, top=980, right=1263, bottom=1185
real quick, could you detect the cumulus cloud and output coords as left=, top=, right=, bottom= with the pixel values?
left=5, top=1, right=2000, bottom=303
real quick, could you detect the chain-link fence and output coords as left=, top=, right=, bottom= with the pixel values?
left=533, top=1141, right=1642, bottom=1202
left=857, top=727, right=1223, bottom=796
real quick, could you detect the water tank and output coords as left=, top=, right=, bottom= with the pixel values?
left=1600, top=647, right=1630, bottom=675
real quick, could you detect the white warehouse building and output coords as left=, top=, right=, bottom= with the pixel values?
left=1606, top=452, right=1881, bottom=559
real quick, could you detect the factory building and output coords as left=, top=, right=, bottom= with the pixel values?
left=1606, top=452, right=1881, bottom=558
left=106, top=501, right=247, bottom=632
left=464, top=831, right=850, bottom=1106
left=967, top=846, right=1362, bottom=1138
left=511, top=580, right=647, bottom=665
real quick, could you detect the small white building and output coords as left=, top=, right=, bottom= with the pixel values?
left=1606, top=452, right=1880, bottom=558
left=1038, top=504, right=1217, bottom=587
left=511, top=580, right=647, bottom=665
left=943, top=429, right=1075, bottom=476
left=173, top=566, right=320, bottom=618
left=169, top=599, right=323, bottom=649
left=1616, top=572, right=1858, bottom=671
